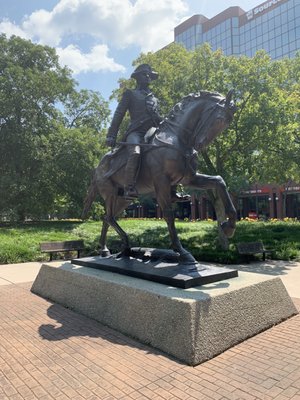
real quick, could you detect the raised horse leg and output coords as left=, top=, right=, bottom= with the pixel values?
left=154, top=179, right=197, bottom=265
left=189, top=173, right=237, bottom=237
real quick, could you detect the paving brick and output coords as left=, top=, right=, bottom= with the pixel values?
left=281, top=387, right=299, bottom=398
left=0, top=283, right=300, bottom=400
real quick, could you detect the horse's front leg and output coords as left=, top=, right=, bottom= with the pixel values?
left=155, top=181, right=197, bottom=265
left=100, top=218, right=111, bottom=257
left=103, top=195, right=132, bottom=256
left=189, top=173, right=237, bottom=238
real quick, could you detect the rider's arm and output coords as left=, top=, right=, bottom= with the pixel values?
left=106, top=90, right=131, bottom=147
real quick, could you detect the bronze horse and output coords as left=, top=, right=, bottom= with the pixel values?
left=83, top=90, right=237, bottom=265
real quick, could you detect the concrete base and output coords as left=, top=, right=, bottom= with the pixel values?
left=31, top=262, right=298, bottom=366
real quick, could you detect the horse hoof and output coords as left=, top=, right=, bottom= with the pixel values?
left=179, top=252, right=197, bottom=265
left=100, top=250, right=111, bottom=257
left=116, top=248, right=132, bottom=258
left=221, top=221, right=236, bottom=238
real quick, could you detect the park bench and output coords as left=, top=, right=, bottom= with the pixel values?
left=40, top=240, right=85, bottom=261
left=236, top=241, right=272, bottom=262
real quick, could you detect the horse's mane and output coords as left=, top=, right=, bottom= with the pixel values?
left=164, top=91, right=223, bottom=122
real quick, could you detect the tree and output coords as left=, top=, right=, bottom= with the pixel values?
left=0, top=35, right=110, bottom=220
left=0, top=35, right=74, bottom=220
left=63, top=89, right=110, bottom=132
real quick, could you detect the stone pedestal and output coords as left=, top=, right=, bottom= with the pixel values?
left=31, top=262, right=298, bottom=365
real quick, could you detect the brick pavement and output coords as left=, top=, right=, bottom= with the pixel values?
left=0, top=281, right=299, bottom=400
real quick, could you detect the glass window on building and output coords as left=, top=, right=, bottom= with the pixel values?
left=282, top=32, right=289, bottom=46
left=290, top=41, right=296, bottom=51
left=275, top=35, right=282, bottom=47
left=256, top=24, right=263, bottom=36
left=285, top=193, right=300, bottom=219
left=282, top=44, right=289, bottom=56
left=264, top=42, right=270, bottom=52
left=282, top=23, right=289, bottom=34
left=257, top=36, right=263, bottom=46
left=274, top=5, right=280, bottom=16
left=269, top=18, right=275, bottom=30
left=174, top=0, right=297, bottom=60
left=275, top=46, right=283, bottom=58
left=269, top=9, right=275, bottom=18
left=281, top=11, right=288, bottom=24
left=289, top=28, right=296, bottom=42
left=240, top=196, right=270, bottom=220
left=270, top=38, right=275, bottom=50
left=280, top=2, right=288, bottom=12
left=275, top=26, right=281, bottom=38
left=232, top=17, right=239, bottom=28
left=262, top=13, right=268, bottom=23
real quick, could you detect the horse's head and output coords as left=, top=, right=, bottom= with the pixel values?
left=193, top=90, right=236, bottom=151
left=162, top=90, right=236, bottom=151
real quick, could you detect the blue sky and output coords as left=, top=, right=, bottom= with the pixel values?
left=0, top=0, right=261, bottom=112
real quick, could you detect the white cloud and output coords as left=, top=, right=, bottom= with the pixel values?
left=0, top=19, right=30, bottom=40
left=23, top=9, right=60, bottom=46
left=0, top=0, right=188, bottom=73
left=57, top=44, right=126, bottom=74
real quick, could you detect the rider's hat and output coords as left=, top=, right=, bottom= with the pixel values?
left=131, top=64, right=158, bottom=81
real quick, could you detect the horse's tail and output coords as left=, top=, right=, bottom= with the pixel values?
left=81, top=173, right=98, bottom=219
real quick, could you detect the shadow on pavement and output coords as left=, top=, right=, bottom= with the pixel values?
left=230, top=259, right=299, bottom=276
left=38, top=302, right=184, bottom=363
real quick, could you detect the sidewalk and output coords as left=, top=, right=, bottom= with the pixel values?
left=0, top=260, right=299, bottom=400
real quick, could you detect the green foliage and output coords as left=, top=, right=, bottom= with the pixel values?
left=1, top=219, right=300, bottom=264
left=0, top=35, right=110, bottom=221
left=0, top=221, right=82, bottom=263
left=63, top=89, right=110, bottom=132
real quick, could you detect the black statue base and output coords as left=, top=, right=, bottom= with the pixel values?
left=72, top=248, right=238, bottom=289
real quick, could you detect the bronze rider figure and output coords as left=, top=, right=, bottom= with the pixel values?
left=106, top=64, right=190, bottom=201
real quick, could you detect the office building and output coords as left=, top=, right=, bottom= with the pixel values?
left=174, top=0, right=300, bottom=59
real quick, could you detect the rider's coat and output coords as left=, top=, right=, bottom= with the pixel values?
left=107, top=88, right=162, bottom=142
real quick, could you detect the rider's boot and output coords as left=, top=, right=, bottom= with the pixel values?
left=171, top=186, right=191, bottom=203
left=124, top=153, right=140, bottom=199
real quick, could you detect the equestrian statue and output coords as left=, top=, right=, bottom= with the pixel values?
left=83, top=64, right=237, bottom=265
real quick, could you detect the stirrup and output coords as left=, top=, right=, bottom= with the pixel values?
left=171, top=193, right=191, bottom=203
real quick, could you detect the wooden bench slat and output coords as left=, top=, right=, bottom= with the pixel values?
left=236, top=241, right=272, bottom=262
left=40, top=240, right=84, bottom=261
left=237, top=242, right=265, bottom=254
left=40, top=240, right=84, bottom=251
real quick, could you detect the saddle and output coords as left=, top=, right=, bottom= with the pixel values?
left=101, top=125, right=196, bottom=180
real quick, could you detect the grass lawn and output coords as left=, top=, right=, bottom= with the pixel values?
left=1, top=218, right=300, bottom=264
